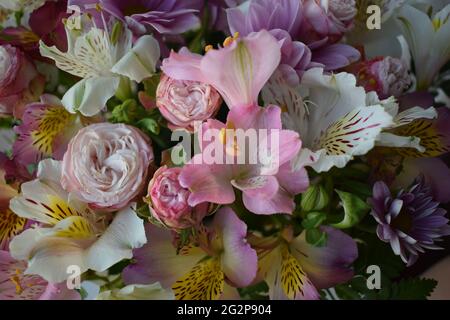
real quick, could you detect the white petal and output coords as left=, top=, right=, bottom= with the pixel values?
left=294, top=148, right=352, bottom=173
left=96, top=283, right=174, bottom=300
left=300, top=106, right=393, bottom=172
left=9, top=227, right=47, bottom=261
left=397, top=4, right=450, bottom=88
left=299, top=69, right=368, bottom=145
left=262, top=70, right=307, bottom=136
left=10, top=229, right=88, bottom=283
left=86, top=205, right=147, bottom=272
left=62, top=76, right=120, bottom=116
left=392, top=106, right=437, bottom=128
left=39, top=27, right=114, bottom=78
left=111, top=35, right=160, bottom=82
left=366, top=94, right=398, bottom=117
left=36, top=159, right=63, bottom=186
left=10, top=179, right=71, bottom=225
left=376, top=132, right=425, bottom=152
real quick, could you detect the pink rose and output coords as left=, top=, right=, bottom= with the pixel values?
left=354, top=56, right=411, bottom=99
left=300, top=0, right=356, bottom=44
left=61, top=123, right=154, bottom=211
left=0, top=44, right=43, bottom=118
left=156, top=73, right=222, bottom=132
left=147, top=166, right=207, bottom=230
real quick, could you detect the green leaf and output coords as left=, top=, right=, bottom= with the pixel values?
left=134, top=202, right=151, bottom=219
left=176, top=228, right=195, bottom=254
left=138, top=118, right=160, bottom=135
left=382, top=278, right=438, bottom=300
left=110, top=99, right=143, bottom=124
left=78, top=287, right=89, bottom=300
left=302, top=212, right=327, bottom=229
left=331, top=190, right=370, bottom=229
left=339, top=180, right=373, bottom=199
left=305, top=228, right=327, bottom=247
left=14, top=10, right=24, bottom=27
left=335, top=276, right=438, bottom=300
left=238, top=281, right=269, bottom=300
left=108, top=259, right=132, bottom=275
left=0, top=117, right=14, bottom=128
left=354, top=233, right=405, bottom=279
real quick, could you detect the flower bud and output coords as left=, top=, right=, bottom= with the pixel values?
left=147, top=166, right=207, bottom=230
left=300, top=184, right=329, bottom=212
left=111, top=99, right=139, bottom=123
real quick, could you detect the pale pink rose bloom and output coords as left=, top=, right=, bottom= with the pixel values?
left=147, top=165, right=207, bottom=230
left=156, top=73, right=222, bottom=132
left=61, top=123, right=154, bottom=211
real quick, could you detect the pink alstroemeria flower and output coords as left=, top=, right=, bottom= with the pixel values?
left=179, top=104, right=309, bottom=215
left=123, top=207, right=257, bottom=300
left=251, top=226, right=358, bottom=300
left=161, top=30, right=281, bottom=109
left=13, top=95, right=85, bottom=167
left=0, top=250, right=80, bottom=300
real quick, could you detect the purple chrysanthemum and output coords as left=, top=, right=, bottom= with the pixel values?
left=369, top=178, right=450, bottom=266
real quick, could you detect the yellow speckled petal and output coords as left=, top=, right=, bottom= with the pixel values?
left=11, top=191, right=81, bottom=226
left=392, top=116, right=450, bottom=158
left=30, top=107, right=74, bottom=156
left=53, top=216, right=95, bottom=239
left=280, top=246, right=317, bottom=300
left=0, top=209, right=26, bottom=250
left=172, top=257, right=224, bottom=300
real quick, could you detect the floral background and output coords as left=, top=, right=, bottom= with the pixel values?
left=0, top=0, right=450, bottom=300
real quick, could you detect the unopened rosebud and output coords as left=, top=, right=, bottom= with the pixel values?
left=147, top=166, right=207, bottom=230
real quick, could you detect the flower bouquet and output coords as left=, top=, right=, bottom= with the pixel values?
left=1, top=0, right=450, bottom=301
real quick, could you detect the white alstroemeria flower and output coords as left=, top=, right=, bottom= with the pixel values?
left=367, top=92, right=438, bottom=152
left=397, top=4, right=450, bottom=90
left=96, top=283, right=174, bottom=300
left=8, top=159, right=147, bottom=283
left=263, top=68, right=394, bottom=172
left=40, top=21, right=160, bottom=116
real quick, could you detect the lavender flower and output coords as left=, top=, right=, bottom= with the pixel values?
left=69, top=0, right=202, bottom=36
left=369, top=178, right=450, bottom=266
left=226, top=0, right=359, bottom=81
